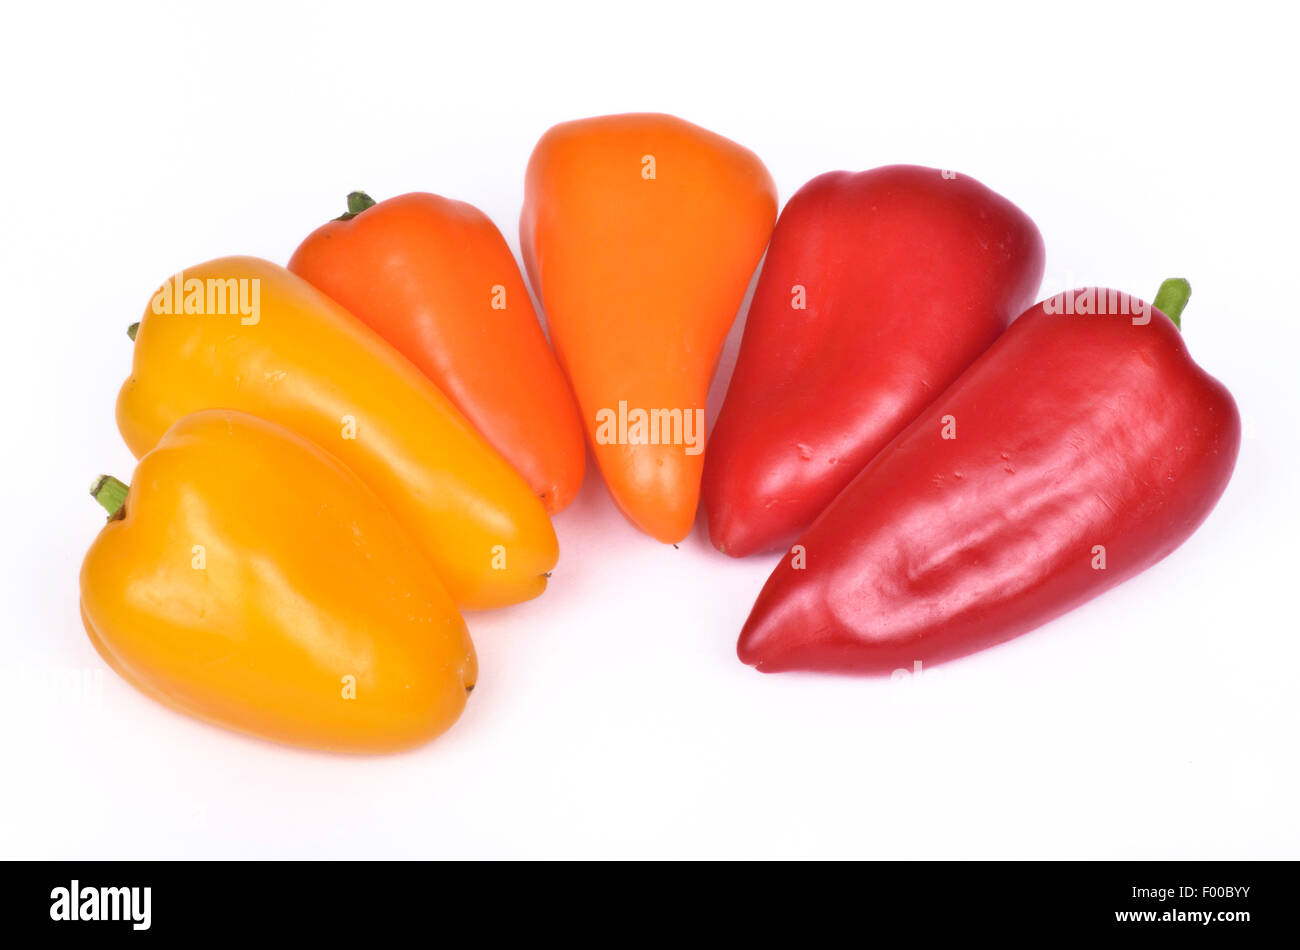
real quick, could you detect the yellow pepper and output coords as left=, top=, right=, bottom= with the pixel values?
left=117, top=256, right=557, bottom=610
left=81, top=410, right=477, bottom=753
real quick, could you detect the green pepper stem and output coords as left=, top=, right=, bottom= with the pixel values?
left=1153, top=278, right=1191, bottom=331
left=127, top=322, right=139, bottom=341
left=90, top=475, right=129, bottom=520
left=334, top=190, right=377, bottom=221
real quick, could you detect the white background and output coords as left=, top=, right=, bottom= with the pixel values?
left=3, top=1, right=1296, bottom=859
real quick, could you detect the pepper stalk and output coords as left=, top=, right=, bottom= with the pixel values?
left=90, top=474, right=129, bottom=521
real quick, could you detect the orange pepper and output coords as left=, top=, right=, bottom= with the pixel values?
left=521, top=113, right=777, bottom=543
left=117, top=256, right=556, bottom=609
left=80, top=410, right=476, bottom=753
left=289, top=191, right=586, bottom=513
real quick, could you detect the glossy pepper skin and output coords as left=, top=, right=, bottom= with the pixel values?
left=117, top=256, right=557, bottom=610
left=289, top=192, right=586, bottom=513
left=704, top=166, right=1045, bottom=557
left=521, top=113, right=778, bottom=543
left=739, top=284, right=1239, bottom=674
left=80, top=410, right=477, bottom=753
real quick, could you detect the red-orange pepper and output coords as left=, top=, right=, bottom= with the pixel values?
left=290, top=191, right=586, bottom=513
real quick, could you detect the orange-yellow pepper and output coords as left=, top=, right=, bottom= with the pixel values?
left=118, top=256, right=557, bottom=609
left=80, top=410, right=477, bottom=753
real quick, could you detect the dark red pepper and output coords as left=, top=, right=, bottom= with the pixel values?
left=737, top=281, right=1240, bottom=674
left=703, top=166, right=1044, bottom=557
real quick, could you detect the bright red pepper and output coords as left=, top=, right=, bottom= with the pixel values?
left=703, top=166, right=1044, bottom=557
left=737, top=281, right=1240, bottom=674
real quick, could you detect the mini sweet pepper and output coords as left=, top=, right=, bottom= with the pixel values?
left=521, top=113, right=777, bottom=543
left=704, top=166, right=1045, bottom=557
left=289, top=191, right=586, bottom=513
left=80, top=410, right=477, bottom=753
left=738, top=281, right=1240, bottom=673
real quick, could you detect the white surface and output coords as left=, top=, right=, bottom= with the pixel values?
left=2, top=0, right=1296, bottom=859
